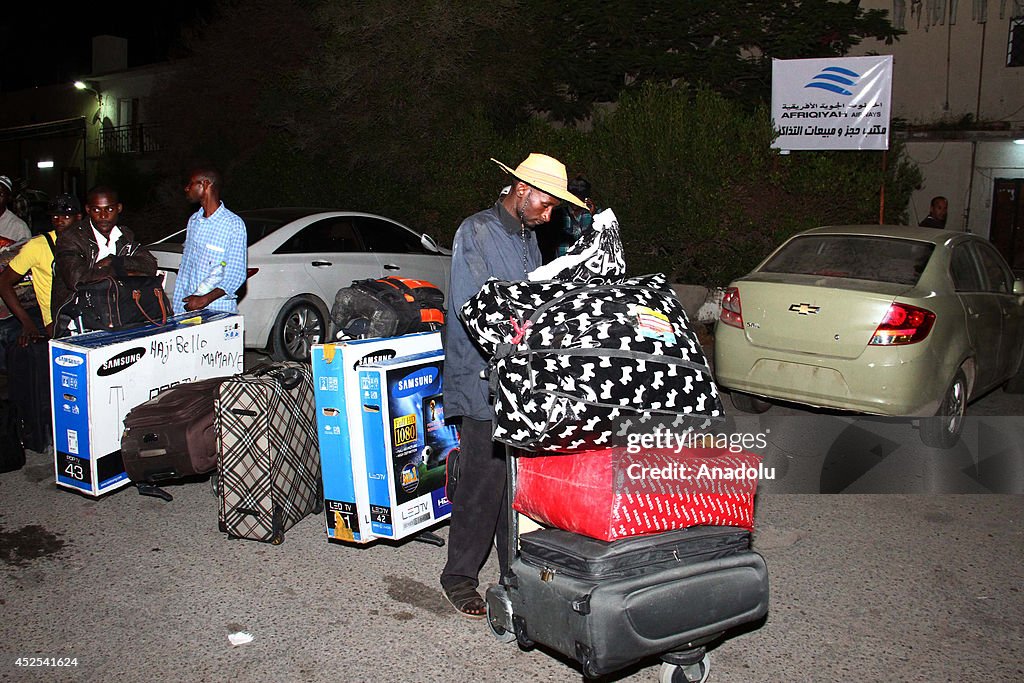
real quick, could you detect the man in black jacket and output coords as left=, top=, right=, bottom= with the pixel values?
left=53, top=186, right=157, bottom=331
left=918, top=196, right=948, bottom=229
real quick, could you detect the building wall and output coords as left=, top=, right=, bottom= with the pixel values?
left=902, top=140, right=973, bottom=227
left=848, top=2, right=1024, bottom=238
left=854, top=1, right=1024, bottom=125
left=974, top=140, right=1024, bottom=233
left=0, top=82, right=93, bottom=201
left=0, top=62, right=169, bottom=203
left=899, top=139, right=1024, bottom=238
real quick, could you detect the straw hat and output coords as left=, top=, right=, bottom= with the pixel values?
left=491, top=154, right=587, bottom=209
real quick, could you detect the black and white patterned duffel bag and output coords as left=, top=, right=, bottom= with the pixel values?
left=461, top=272, right=723, bottom=452
left=528, top=208, right=625, bottom=283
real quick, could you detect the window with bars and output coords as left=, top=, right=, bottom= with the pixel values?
left=1009, top=18, right=1024, bottom=67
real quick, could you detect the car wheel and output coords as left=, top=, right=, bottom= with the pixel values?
left=920, top=368, right=967, bottom=449
left=270, top=296, right=328, bottom=362
left=730, top=391, right=772, bottom=414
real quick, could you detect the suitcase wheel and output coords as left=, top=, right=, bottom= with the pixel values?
left=270, top=506, right=285, bottom=545
left=312, top=478, right=325, bottom=516
left=485, top=604, right=515, bottom=644
left=659, top=653, right=710, bottom=683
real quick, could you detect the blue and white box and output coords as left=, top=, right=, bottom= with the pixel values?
left=359, top=350, right=456, bottom=540
left=312, top=332, right=442, bottom=543
left=50, top=311, right=244, bottom=497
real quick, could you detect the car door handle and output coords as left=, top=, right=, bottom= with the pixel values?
left=383, top=263, right=401, bottom=270
left=312, top=260, right=332, bottom=267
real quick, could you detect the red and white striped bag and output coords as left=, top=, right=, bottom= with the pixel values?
left=513, top=447, right=762, bottom=542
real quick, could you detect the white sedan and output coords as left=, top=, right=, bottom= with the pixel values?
left=149, top=208, right=452, bottom=362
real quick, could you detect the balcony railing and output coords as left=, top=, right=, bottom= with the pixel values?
left=98, top=123, right=162, bottom=155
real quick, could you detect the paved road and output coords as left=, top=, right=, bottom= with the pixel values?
left=1, top=353, right=1022, bottom=682
left=723, top=385, right=1024, bottom=495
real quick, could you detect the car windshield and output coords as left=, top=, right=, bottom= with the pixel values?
left=760, top=235, right=934, bottom=286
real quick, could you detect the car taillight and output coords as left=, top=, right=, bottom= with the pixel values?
left=246, top=267, right=259, bottom=279
left=719, top=287, right=743, bottom=329
left=869, top=302, right=935, bottom=345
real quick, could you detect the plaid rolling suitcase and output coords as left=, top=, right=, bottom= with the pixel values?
left=216, top=362, right=322, bottom=544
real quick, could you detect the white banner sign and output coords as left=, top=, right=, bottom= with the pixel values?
left=771, top=55, right=893, bottom=151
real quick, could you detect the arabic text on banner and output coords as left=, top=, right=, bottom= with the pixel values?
left=771, top=55, right=893, bottom=152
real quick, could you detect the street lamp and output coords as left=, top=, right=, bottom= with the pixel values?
left=73, top=80, right=102, bottom=104
left=73, top=80, right=103, bottom=124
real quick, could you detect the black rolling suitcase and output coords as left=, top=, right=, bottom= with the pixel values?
left=121, top=376, right=232, bottom=501
left=485, top=458, right=769, bottom=681
left=216, top=362, right=323, bottom=544
left=4, top=339, right=51, bottom=454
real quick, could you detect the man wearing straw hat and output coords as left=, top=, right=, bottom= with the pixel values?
left=440, top=153, right=587, bottom=619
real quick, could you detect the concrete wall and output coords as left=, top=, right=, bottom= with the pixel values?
left=847, top=3, right=1024, bottom=237
left=888, top=139, right=1024, bottom=238
left=854, top=1, right=1024, bottom=125
left=903, top=140, right=974, bottom=229
left=971, top=140, right=1024, bottom=235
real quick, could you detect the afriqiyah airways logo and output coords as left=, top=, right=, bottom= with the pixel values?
left=804, top=66, right=860, bottom=96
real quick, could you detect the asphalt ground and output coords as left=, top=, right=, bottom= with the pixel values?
left=1, top=349, right=1023, bottom=682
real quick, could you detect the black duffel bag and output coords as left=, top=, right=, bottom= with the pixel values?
left=329, top=276, right=445, bottom=340
left=56, top=273, right=171, bottom=335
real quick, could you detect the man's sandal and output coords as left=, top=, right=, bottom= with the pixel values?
left=442, top=581, right=486, bottom=620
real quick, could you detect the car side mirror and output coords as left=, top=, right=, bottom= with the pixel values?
left=1014, top=279, right=1024, bottom=295
left=421, top=233, right=452, bottom=255
left=420, top=233, right=440, bottom=253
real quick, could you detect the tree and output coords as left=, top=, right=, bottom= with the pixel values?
left=576, top=84, right=921, bottom=286
left=142, top=0, right=913, bottom=262
left=146, top=0, right=320, bottom=218
left=531, top=0, right=901, bottom=121
left=289, top=2, right=550, bottom=172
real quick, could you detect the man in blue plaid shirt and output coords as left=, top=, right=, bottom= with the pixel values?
left=173, top=168, right=247, bottom=315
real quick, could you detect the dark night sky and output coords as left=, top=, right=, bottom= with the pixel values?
left=0, top=1, right=213, bottom=92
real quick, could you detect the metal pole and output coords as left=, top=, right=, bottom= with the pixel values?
left=944, top=5, right=953, bottom=110
left=81, top=118, right=87, bottom=193
left=976, top=21, right=987, bottom=121
left=879, top=149, right=887, bottom=225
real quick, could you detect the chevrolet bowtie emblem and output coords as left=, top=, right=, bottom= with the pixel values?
left=789, top=303, right=820, bottom=315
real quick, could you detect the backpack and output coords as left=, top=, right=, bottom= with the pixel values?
left=330, top=276, right=445, bottom=340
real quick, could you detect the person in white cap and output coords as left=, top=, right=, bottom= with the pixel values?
left=439, top=153, right=586, bottom=619
left=0, top=175, right=31, bottom=248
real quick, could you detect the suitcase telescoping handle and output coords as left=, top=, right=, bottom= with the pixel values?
left=504, top=444, right=520, bottom=581
left=247, top=363, right=303, bottom=391
left=277, top=368, right=302, bottom=390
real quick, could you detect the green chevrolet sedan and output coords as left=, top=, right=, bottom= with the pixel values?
left=714, top=225, right=1024, bottom=447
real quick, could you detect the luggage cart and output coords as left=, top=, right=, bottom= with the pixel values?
left=484, top=447, right=769, bottom=682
